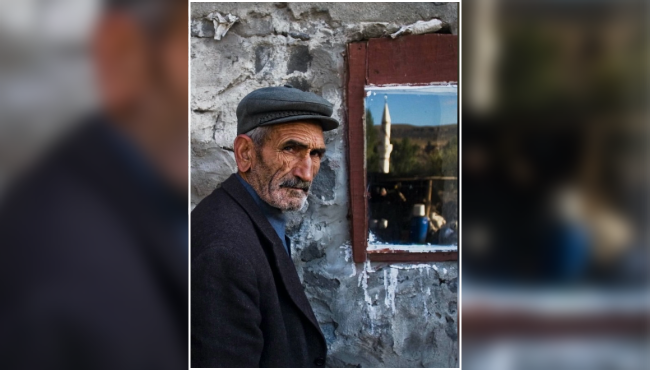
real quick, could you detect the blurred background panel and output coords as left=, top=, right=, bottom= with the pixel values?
left=0, top=0, right=101, bottom=193
left=462, top=0, right=649, bottom=369
left=0, top=1, right=188, bottom=369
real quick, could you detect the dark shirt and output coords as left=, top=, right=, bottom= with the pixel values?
left=236, top=173, right=290, bottom=255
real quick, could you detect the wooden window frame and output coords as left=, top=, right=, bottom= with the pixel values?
left=345, top=33, right=459, bottom=263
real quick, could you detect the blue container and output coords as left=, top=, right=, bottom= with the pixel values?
left=409, top=216, right=429, bottom=244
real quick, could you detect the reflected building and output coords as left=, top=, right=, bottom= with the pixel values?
left=377, top=97, right=393, bottom=173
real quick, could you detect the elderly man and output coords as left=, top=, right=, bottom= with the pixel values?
left=191, top=85, right=338, bottom=367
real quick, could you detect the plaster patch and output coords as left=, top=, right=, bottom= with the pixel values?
left=390, top=18, right=443, bottom=38
left=207, top=12, right=239, bottom=40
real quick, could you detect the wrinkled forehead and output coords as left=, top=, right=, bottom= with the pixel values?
left=266, top=121, right=325, bottom=147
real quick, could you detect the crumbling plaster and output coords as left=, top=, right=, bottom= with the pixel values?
left=191, top=2, right=459, bottom=367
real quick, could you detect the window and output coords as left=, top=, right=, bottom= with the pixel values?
left=346, top=34, right=459, bottom=263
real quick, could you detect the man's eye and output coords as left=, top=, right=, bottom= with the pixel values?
left=310, top=151, right=324, bottom=158
left=283, top=145, right=295, bottom=152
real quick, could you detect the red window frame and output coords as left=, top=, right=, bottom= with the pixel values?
left=345, top=33, right=459, bottom=263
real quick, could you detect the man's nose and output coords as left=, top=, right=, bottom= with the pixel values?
left=293, top=155, right=315, bottom=183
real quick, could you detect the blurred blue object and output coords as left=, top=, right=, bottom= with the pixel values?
left=542, top=221, right=590, bottom=282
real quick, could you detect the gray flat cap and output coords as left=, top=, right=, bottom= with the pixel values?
left=236, top=84, right=339, bottom=135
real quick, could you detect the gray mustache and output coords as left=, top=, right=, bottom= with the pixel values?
left=280, top=178, right=311, bottom=192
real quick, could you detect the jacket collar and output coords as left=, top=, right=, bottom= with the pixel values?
left=220, top=174, right=323, bottom=335
left=234, top=174, right=289, bottom=255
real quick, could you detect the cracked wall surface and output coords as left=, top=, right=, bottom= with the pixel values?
left=191, top=2, right=458, bottom=367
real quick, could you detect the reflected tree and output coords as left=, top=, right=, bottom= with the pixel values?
left=365, top=109, right=380, bottom=172
left=391, top=137, right=421, bottom=176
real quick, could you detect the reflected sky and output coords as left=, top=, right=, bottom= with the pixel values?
left=365, top=85, right=458, bottom=127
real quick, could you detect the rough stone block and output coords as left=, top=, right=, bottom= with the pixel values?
left=254, top=45, right=272, bottom=73
left=287, top=45, right=312, bottom=73
left=191, top=18, right=215, bottom=38
left=286, top=76, right=311, bottom=92
left=191, top=143, right=236, bottom=205
left=304, top=270, right=340, bottom=289
left=232, top=13, right=273, bottom=37
left=289, top=31, right=311, bottom=40
left=311, top=159, right=335, bottom=201
left=301, top=241, right=325, bottom=262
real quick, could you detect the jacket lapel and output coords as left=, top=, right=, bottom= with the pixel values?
left=221, top=175, right=322, bottom=334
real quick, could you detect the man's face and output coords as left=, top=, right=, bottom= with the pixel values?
left=248, top=121, right=326, bottom=211
left=93, top=5, right=188, bottom=194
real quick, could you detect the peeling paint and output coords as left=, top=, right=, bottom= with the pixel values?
left=389, top=263, right=437, bottom=270
left=358, top=259, right=377, bottom=332
left=390, top=18, right=444, bottom=38
left=340, top=243, right=351, bottom=262
left=207, top=12, right=238, bottom=40
left=348, top=262, right=357, bottom=278
left=386, top=267, right=399, bottom=314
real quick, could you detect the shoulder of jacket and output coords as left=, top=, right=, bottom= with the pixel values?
left=191, top=192, right=265, bottom=254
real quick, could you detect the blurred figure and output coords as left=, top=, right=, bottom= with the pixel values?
left=0, top=0, right=187, bottom=369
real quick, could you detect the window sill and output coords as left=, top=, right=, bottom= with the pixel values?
left=366, top=245, right=458, bottom=262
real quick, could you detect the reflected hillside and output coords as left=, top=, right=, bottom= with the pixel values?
left=367, top=119, right=458, bottom=177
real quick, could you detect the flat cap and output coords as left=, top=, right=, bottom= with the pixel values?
left=236, top=84, right=339, bottom=135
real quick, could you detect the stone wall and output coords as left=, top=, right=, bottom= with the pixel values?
left=191, top=3, right=458, bottom=367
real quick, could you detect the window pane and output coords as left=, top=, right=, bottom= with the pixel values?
left=365, top=85, right=458, bottom=249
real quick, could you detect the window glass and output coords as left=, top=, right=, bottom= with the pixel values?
left=365, top=85, right=458, bottom=250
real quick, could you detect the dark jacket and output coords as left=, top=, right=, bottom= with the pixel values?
left=191, top=174, right=327, bottom=368
left=0, top=116, right=187, bottom=370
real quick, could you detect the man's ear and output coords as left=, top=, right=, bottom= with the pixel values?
left=234, top=135, right=255, bottom=173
